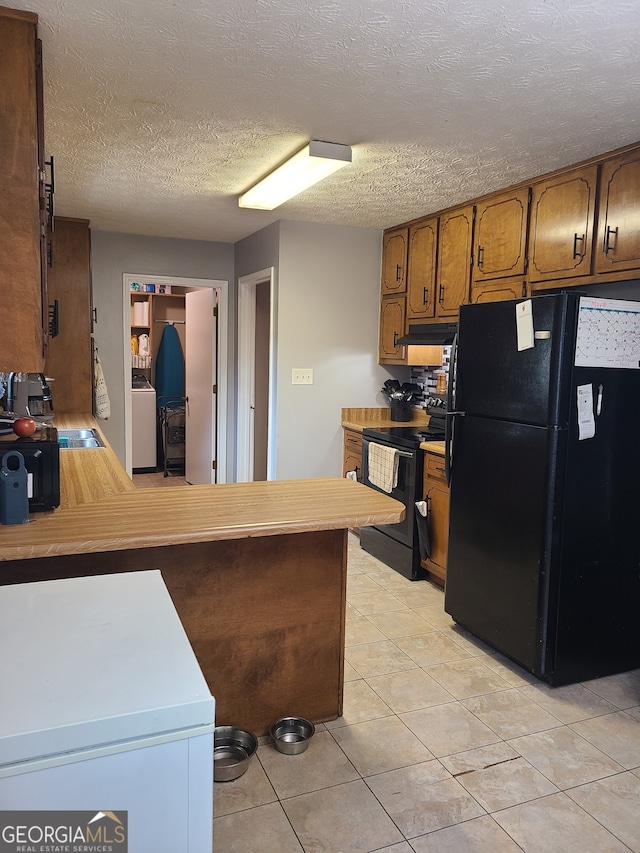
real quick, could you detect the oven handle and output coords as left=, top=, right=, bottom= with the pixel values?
left=363, top=439, right=415, bottom=460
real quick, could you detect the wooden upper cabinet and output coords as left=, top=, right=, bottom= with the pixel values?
left=473, top=188, right=529, bottom=282
left=436, top=206, right=473, bottom=317
left=529, top=166, right=598, bottom=283
left=378, top=296, right=406, bottom=363
left=407, top=217, right=438, bottom=319
left=471, top=280, right=528, bottom=304
left=45, top=218, right=93, bottom=413
left=381, top=227, right=409, bottom=295
left=0, top=9, right=44, bottom=373
left=595, top=149, right=640, bottom=276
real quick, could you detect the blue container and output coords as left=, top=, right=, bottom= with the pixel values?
left=0, top=450, right=30, bottom=525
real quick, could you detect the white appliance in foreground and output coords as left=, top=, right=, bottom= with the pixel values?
left=0, top=570, right=215, bottom=853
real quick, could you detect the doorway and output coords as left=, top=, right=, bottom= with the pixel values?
left=122, top=274, right=228, bottom=483
left=237, top=268, right=276, bottom=481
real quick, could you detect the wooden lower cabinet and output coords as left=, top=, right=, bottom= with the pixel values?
left=421, top=451, right=449, bottom=584
left=342, top=428, right=363, bottom=482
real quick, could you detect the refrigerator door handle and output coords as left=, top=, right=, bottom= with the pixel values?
left=445, top=410, right=465, bottom=487
left=445, top=332, right=460, bottom=487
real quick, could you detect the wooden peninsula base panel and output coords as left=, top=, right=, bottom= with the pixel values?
left=0, top=420, right=404, bottom=737
left=1, top=529, right=347, bottom=735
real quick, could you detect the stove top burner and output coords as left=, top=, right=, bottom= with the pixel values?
left=363, top=424, right=445, bottom=449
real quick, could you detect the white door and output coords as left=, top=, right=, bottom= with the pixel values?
left=237, top=268, right=276, bottom=481
left=185, top=289, right=217, bottom=484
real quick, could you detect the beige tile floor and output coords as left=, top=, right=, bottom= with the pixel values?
left=213, top=533, right=640, bottom=853
left=132, top=470, right=188, bottom=488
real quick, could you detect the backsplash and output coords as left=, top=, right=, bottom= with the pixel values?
left=410, top=345, right=451, bottom=409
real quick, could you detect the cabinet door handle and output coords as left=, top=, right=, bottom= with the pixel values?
left=573, top=233, right=585, bottom=259
left=438, top=283, right=444, bottom=304
left=393, top=331, right=399, bottom=348
left=604, top=226, right=618, bottom=254
left=423, top=287, right=428, bottom=305
left=476, top=245, right=484, bottom=267
left=395, top=263, right=402, bottom=282
left=521, top=281, right=527, bottom=298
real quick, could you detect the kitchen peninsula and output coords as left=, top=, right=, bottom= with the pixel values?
left=0, top=416, right=404, bottom=734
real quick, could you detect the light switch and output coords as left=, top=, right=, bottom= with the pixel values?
left=292, top=368, right=313, bottom=385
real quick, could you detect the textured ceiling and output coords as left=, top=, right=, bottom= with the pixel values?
left=9, top=0, right=640, bottom=243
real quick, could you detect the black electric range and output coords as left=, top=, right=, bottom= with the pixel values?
left=362, top=393, right=448, bottom=448
left=359, top=418, right=444, bottom=580
left=362, top=423, right=445, bottom=449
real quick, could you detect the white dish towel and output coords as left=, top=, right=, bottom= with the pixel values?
left=94, top=351, right=111, bottom=420
left=367, top=442, right=399, bottom=493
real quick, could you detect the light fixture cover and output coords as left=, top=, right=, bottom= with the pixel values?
left=238, top=140, right=352, bottom=210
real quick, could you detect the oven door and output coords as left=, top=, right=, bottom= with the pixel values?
left=361, top=435, right=420, bottom=547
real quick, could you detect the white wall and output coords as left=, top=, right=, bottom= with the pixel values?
left=275, top=220, right=404, bottom=479
left=90, top=231, right=234, bottom=470
left=92, top=222, right=406, bottom=483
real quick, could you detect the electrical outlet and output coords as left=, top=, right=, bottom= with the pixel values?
left=292, top=368, right=313, bottom=385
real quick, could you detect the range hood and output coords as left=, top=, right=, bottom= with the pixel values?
left=396, top=322, right=458, bottom=345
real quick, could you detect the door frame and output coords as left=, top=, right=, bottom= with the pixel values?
left=236, top=267, right=277, bottom=481
left=122, top=273, right=229, bottom=481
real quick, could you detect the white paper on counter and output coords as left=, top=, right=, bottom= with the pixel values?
left=516, top=300, right=534, bottom=351
left=577, top=384, right=596, bottom=440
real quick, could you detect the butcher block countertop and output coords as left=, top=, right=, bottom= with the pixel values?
left=53, top=414, right=137, bottom=507
left=341, top=406, right=429, bottom=431
left=421, top=440, right=445, bottom=455
left=341, top=408, right=445, bottom=455
left=0, top=414, right=404, bottom=563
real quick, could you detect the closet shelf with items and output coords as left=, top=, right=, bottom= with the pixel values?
left=129, top=284, right=186, bottom=382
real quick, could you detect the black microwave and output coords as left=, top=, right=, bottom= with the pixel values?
left=0, top=426, right=60, bottom=512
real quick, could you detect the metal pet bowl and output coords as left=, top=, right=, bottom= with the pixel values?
left=269, top=716, right=315, bottom=755
left=213, top=726, right=258, bottom=782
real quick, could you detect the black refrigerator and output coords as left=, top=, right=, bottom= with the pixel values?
left=444, top=291, right=640, bottom=686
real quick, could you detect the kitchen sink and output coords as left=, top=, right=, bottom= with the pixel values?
left=58, top=428, right=105, bottom=449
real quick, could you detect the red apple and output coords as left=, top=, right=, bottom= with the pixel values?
left=13, top=417, right=37, bottom=437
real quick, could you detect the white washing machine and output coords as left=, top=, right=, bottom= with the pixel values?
left=132, top=377, right=157, bottom=471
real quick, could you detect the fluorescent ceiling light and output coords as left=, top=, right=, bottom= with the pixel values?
left=238, top=140, right=352, bottom=210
